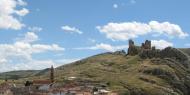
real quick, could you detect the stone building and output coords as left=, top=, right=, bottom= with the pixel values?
left=127, top=39, right=153, bottom=56
left=127, top=40, right=140, bottom=55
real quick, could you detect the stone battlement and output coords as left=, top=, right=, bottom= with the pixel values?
left=127, top=39, right=152, bottom=55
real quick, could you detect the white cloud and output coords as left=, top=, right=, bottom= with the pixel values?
left=16, top=32, right=39, bottom=43
left=0, top=15, right=24, bottom=30
left=0, top=60, right=57, bottom=72
left=0, top=57, right=82, bottom=72
left=97, top=22, right=151, bottom=41
left=23, top=32, right=39, bottom=43
left=61, top=25, right=83, bottom=34
left=74, top=43, right=128, bottom=52
left=15, top=8, right=29, bottom=16
left=151, top=40, right=173, bottom=49
left=0, top=34, right=64, bottom=63
left=17, top=0, right=27, bottom=6
left=0, top=32, right=65, bottom=72
left=0, top=0, right=29, bottom=30
left=113, top=4, right=118, bottom=8
left=97, top=21, right=188, bottom=41
left=149, top=21, right=188, bottom=38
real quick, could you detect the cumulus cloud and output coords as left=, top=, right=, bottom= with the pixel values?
left=0, top=32, right=64, bottom=62
left=149, top=21, right=188, bottom=38
left=61, top=25, right=83, bottom=34
left=151, top=40, right=173, bottom=49
left=97, top=21, right=188, bottom=41
left=97, top=22, right=151, bottom=41
left=0, top=0, right=29, bottom=30
left=0, top=32, right=65, bottom=72
left=74, top=43, right=128, bottom=52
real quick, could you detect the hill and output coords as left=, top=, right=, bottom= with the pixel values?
left=0, top=70, right=40, bottom=80
left=50, top=50, right=190, bottom=95
left=0, top=40, right=190, bottom=95
left=179, top=48, right=190, bottom=56
left=49, top=40, right=190, bottom=95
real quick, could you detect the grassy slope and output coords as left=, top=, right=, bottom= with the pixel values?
left=43, top=52, right=190, bottom=95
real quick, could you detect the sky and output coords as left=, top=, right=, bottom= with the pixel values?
left=0, top=0, right=190, bottom=72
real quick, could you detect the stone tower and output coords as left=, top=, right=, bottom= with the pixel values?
left=127, top=39, right=139, bottom=55
left=50, top=65, right=54, bottom=83
left=129, top=39, right=134, bottom=47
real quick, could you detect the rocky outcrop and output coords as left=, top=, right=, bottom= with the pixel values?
left=139, top=46, right=190, bottom=67
left=127, top=40, right=190, bottom=68
left=160, top=47, right=190, bottom=68
left=160, top=47, right=188, bottom=61
left=113, top=50, right=126, bottom=55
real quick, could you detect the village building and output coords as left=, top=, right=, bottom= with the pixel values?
left=0, top=82, right=13, bottom=95
left=0, top=65, right=118, bottom=95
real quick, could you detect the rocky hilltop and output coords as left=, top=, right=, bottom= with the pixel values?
left=128, top=40, right=190, bottom=68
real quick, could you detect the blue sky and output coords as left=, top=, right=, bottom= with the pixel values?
left=0, top=0, right=190, bottom=72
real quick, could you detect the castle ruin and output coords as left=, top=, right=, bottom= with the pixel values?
left=141, top=40, right=151, bottom=49
left=127, top=39, right=139, bottom=55
left=127, top=39, right=152, bottom=56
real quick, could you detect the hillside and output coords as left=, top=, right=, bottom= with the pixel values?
left=0, top=40, right=190, bottom=95
left=0, top=70, right=40, bottom=80
left=46, top=50, right=188, bottom=95
left=179, top=48, right=190, bottom=56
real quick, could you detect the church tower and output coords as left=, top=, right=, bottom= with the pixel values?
left=50, top=65, right=54, bottom=83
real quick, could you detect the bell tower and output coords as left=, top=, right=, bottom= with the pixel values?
left=50, top=65, right=54, bottom=83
